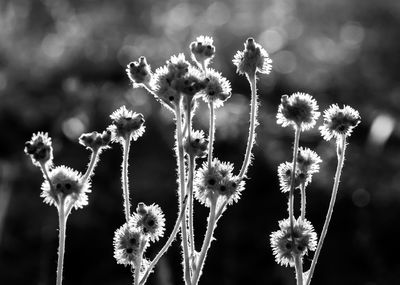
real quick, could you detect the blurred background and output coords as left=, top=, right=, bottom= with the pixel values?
left=1, top=0, right=400, bottom=284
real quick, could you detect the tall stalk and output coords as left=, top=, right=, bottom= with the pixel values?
left=56, top=199, right=66, bottom=285
left=122, top=139, right=131, bottom=222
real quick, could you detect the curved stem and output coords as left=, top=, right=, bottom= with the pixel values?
left=56, top=200, right=67, bottom=285
left=208, top=102, right=215, bottom=169
left=295, top=254, right=303, bottom=285
left=300, top=182, right=306, bottom=220
left=289, top=126, right=301, bottom=231
left=175, top=102, right=191, bottom=285
left=238, top=75, right=258, bottom=179
left=306, top=135, right=347, bottom=285
left=122, top=139, right=131, bottom=222
left=191, top=198, right=217, bottom=285
left=139, top=196, right=188, bottom=285
left=82, top=150, right=99, bottom=184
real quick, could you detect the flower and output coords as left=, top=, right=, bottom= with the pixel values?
left=190, top=35, right=215, bottom=68
left=232, top=38, right=272, bottom=76
left=24, top=132, right=53, bottom=168
left=79, top=130, right=111, bottom=152
left=40, top=165, right=91, bottom=210
left=297, top=147, right=322, bottom=182
left=131, top=203, right=166, bottom=242
left=277, top=162, right=305, bottom=193
left=183, top=129, right=208, bottom=158
left=270, top=218, right=317, bottom=267
left=194, top=158, right=245, bottom=207
left=201, top=69, right=232, bottom=108
left=276, top=93, right=320, bottom=131
left=108, top=106, right=145, bottom=143
left=126, top=56, right=152, bottom=87
left=113, top=223, right=148, bottom=266
left=319, top=104, right=361, bottom=141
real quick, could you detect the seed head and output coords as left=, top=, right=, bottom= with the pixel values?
left=232, top=38, right=272, bottom=77
left=277, top=162, right=306, bottom=193
left=108, top=106, right=145, bottom=143
left=126, top=56, right=152, bottom=87
left=201, top=69, right=232, bottom=108
left=270, top=218, right=317, bottom=267
left=276, top=93, right=320, bottom=131
left=297, top=147, right=322, bottom=182
left=79, top=130, right=112, bottom=152
left=24, top=132, right=53, bottom=168
left=190, top=35, right=215, bottom=68
left=184, top=130, right=208, bottom=158
left=131, top=203, right=166, bottom=242
left=319, top=104, right=361, bottom=141
left=40, top=165, right=91, bottom=210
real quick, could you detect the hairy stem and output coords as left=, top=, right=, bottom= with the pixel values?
left=82, top=149, right=99, bottom=184
left=208, top=102, right=215, bottom=169
left=175, top=102, right=191, bottom=285
left=300, top=182, right=306, bottom=220
left=122, top=139, right=131, bottom=222
left=295, top=254, right=303, bottom=285
left=306, top=135, right=347, bottom=285
left=191, top=198, right=217, bottom=285
left=56, top=199, right=66, bottom=285
left=289, top=126, right=301, bottom=230
left=187, top=155, right=196, bottom=257
left=238, top=74, right=258, bottom=179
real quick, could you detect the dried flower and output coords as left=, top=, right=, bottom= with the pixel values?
left=190, top=35, right=215, bottom=68
left=270, top=218, right=317, bottom=267
left=319, top=104, right=361, bottom=141
left=232, top=38, right=272, bottom=77
left=297, top=147, right=322, bottom=182
left=108, top=106, right=145, bottom=143
left=40, top=165, right=91, bottom=210
left=126, top=56, right=152, bottom=87
left=276, top=93, right=320, bottom=131
left=277, top=162, right=305, bottom=193
left=131, top=203, right=166, bottom=242
left=201, top=69, right=232, bottom=108
left=184, top=130, right=208, bottom=158
left=24, top=132, right=53, bottom=168
left=79, top=130, right=111, bottom=152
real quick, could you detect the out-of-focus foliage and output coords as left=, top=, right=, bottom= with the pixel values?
left=0, top=0, right=400, bottom=284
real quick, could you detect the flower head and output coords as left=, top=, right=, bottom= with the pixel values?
left=297, top=147, right=322, bottom=181
left=108, top=106, right=145, bottom=143
left=232, top=38, right=272, bottom=77
left=277, top=162, right=306, bottom=193
left=277, top=93, right=320, bottom=131
left=319, top=104, right=361, bottom=141
left=113, top=223, right=148, bottom=266
left=201, top=69, right=232, bottom=108
left=24, top=132, right=53, bottom=168
left=126, top=56, right=152, bottom=87
left=270, top=218, right=317, bottom=267
left=41, top=165, right=91, bottom=210
left=79, top=130, right=111, bottom=152
left=190, top=35, right=215, bottom=68
left=131, top=203, right=166, bottom=242
left=184, top=130, right=208, bottom=158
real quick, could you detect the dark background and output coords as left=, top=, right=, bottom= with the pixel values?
left=1, top=0, right=400, bottom=284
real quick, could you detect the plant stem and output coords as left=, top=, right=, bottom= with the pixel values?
left=191, top=198, right=217, bottom=285
left=139, top=196, right=188, bottom=285
left=300, top=182, right=306, bottom=220
left=294, top=254, right=303, bottom=285
left=306, top=135, right=347, bottom=285
left=175, top=102, right=191, bottom=285
left=82, top=149, right=99, bottom=184
left=238, top=74, right=258, bottom=179
left=122, top=139, right=131, bottom=222
left=134, top=248, right=143, bottom=285
left=208, top=101, right=215, bottom=169
left=187, top=155, right=196, bottom=257
left=56, top=199, right=66, bottom=285
left=289, top=126, right=301, bottom=230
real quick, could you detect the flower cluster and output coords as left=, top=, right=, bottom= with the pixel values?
left=79, top=130, right=112, bottom=152
left=24, top=132, right=53, bottom=168
left=184, top=130, right=208, bottom=158
left=108, top=105, right=145, bottom=143
left=126, top=56, right=152, bottom=87
left=190, top=35, right=215, bottom=69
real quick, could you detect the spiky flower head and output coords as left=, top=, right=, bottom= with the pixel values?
left=270, top=218, right=317, bottom=267
left=297, top=147, right=322, bottom=181
left=126, top=56, right=152, bottom=87
left=40, top=165, right=91, bottom=210
left=201, top=69, right=232, bottom=108
left=194, top=158, right=245, bottom=207
left=190, top=35, right=215, bottom=68
left=232, top=38, right=272, bottom=77
left=319, top=104, right=361, bottom=141
left=79, top=130, right=111, bottom=152
left=108, top=106, right=145, bottom=143
left=113, top=223, right=148, bottom=266
left=184, top=130, right=208, bottom=158
left=277, top=93, right=320, bottom=131
left=131, top=203, right=166, bottom=242
left=24, top=132, right=53, bottom=168
left=277, top=162, right=306, bottom=193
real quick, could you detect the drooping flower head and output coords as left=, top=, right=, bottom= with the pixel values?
left=319, top=104, right=361, bottom=141
left=131, top=203, right=166, bottom=242
left=232, top=38, right=272, bottom=77
left=201, top=69, right=232, bottom=108
left=24, top=132, right=53, bottom=168
left=190, top=35, right=215, bottom=69
left=108, top=106, right=145, bottom=143
left=194, top=158, right=245, bottom=207
left=113, top=223, right=148, bottom=266
left=184, top=129, right=208, bottom=158
left=277, top=93, right=320, bottom=131
left=40, top=165, right=91, bottom=210
left=79, top=130, right=112, bottom=152
left=270, top=218, right=317, bottom=267
left=126, top=56, right=152, bottom=87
